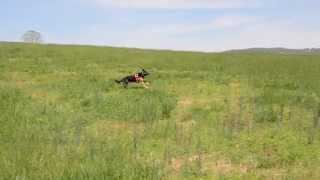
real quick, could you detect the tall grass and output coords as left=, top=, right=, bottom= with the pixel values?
left=1, top=42, right=320, bottom=179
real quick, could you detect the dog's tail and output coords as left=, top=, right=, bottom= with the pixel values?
left=115, top=80, right=121, bottom=84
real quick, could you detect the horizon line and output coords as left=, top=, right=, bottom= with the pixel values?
left=1, top=40, right=319, bottom=54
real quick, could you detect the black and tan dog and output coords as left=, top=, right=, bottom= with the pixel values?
left=115, top=69, right=150, bottom=88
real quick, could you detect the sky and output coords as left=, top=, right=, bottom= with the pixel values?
left=1, top=0, right=320, bottom=52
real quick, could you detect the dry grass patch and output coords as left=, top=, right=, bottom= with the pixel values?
left=170, top=154, right=253, bottom=175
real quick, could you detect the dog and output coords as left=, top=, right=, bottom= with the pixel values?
left=115, top=69, right=150, bottom=88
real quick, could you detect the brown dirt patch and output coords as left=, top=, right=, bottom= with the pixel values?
left=170, top=154, right=251, bottom=175
left=178, top=98, right=193, bottom=107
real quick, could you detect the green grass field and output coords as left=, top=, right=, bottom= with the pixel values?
left=1, top=42, right=320, bottom=179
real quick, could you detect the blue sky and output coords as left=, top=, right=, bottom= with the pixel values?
left=1, top=0, right=319, bottom=51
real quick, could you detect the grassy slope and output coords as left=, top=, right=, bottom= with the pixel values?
left=1, top=42, right=320, bottom=179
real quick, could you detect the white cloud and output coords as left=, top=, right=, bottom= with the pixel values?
left=129, top=16, right=259, bottom=35
left=91, top=0, right=260, bottom=9
left=211, top=15, right=258, bottom=29
left=114, top=18, right=320, bottom=51
left=224, top=21, right=320, bottom=50
left=47, top=16, right=320, bottom=52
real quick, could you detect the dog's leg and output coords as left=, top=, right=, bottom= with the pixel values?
left=144, top=80, right=150, bottom=85
left=123, top=79, right=129, bottom=88
left=141, top=81, right=149, bottom=89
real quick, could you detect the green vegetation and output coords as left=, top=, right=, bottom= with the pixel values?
left=1, top=42, right=320, bottom=179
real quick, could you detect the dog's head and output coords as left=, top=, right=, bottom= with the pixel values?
left=139, top=69, right=150, bottom=77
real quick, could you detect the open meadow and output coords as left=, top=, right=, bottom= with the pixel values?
left=1, top=42, right=320, bottom=179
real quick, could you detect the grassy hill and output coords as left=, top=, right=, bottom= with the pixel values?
left=225, top=47, right=320, bottom=55
left=1, top=42, right=320, bottom=179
